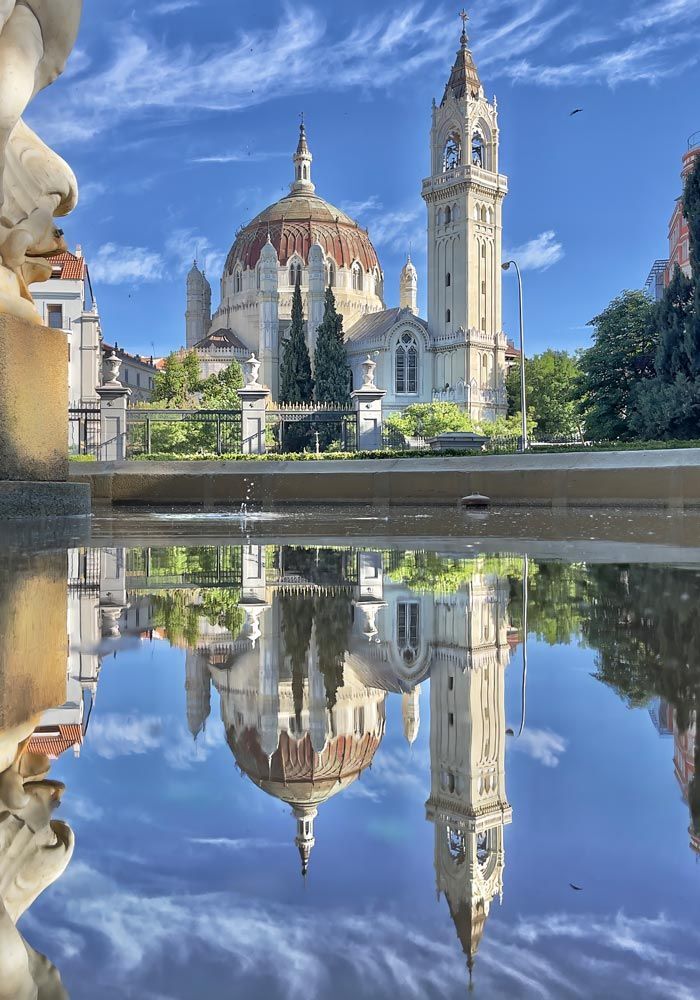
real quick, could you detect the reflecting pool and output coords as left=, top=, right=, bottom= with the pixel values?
left=1, top=527, right=699, bottom=999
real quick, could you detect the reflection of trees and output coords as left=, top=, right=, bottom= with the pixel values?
left=508, top=562, right=590, bottom=646
left=387, top=552, right=524, bottom=594
left=583, top=565, right=700, bottom=841
left=280, top=595, right=313, bottom=725
left=151, top=588, right=244, bottom=648
left=280, top=591, right=353, bottom=716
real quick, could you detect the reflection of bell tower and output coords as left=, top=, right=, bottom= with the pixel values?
left=422, top=14, right=508, bottom=420
left=425, top=572, right=512, bottom=981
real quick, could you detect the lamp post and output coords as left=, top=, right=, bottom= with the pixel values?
left=502, top=260, right=527, bottom=452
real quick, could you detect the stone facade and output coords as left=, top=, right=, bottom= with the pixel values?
left=184, top=25, right=508, bottom=419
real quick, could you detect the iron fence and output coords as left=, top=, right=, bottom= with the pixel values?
left=69, top=405, right=100, bottom=457
left=126, top=409, right=243, bottom=457
left=266, top=404, right=358, bottom=454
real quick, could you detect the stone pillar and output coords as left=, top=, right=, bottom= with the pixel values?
left=239, top=354, right=270, bottom=454
left=351, top=355, right=386, bottom=452
left=78, top=304, right=101, bottom=405
left=96, top=351, right=131, bottom=461
left=307, top=243, right=325, bottom=365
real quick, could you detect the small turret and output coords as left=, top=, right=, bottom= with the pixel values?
left=402, top=686, right=421, bottom=745
left=400, top=254, right=418, bottom=314
left=186, top=260, right=209, bottom=349
left=290, top=117, right=315, bottom=195
left=293, top=805, right=317, bottom=877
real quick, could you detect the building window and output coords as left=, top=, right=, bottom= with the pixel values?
left=136, top=372, right=141, bottom=387
left=233, top=268, right=242, bottom=293
left=472, top=131, right=485, bottom=168
left=47, top=304, right=63, bottom=329
left=395, top=332, right=418, bottom=394
left=289, top=260, right=302, bottom=286
left=446, top=309, right=451, bottom=324
left=351, top=262, right=363, bottom=291
left=123, top=368, right=129, bottom=383
left=397, top=602, right=419, bottom=664
left=446, top=272, right=451, bottom=287
left=325, top=259, right=336, bottom=287
left=444, top=205, right=452, bottom=225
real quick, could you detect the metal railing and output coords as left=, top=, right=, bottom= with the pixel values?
left=69, top=405, right=100, bottom=457
left=267, top=404, right=358, bottom=453
left=126, top=409, right=243, bottom=457
left=688, top=131, right=700, bottom=152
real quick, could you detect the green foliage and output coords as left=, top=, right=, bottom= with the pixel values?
left=578, top=291, right=657, bottom=440
left=629, top=372, right=700, bottom=439
left=684, top=155, right=700, bottom=375
left=153, top=351, right=201, bottom=406
left=655, top=265, right=695, bottom=381
left=314, top=287, right=351, bottom=405
left=387, top=552, right=526, bottom=594
left=279, top=281, right=313, bottom=404
left=482, top=413, right=537, bottom=440
left=69, top=453, right=96, bottom=462
left=200, top=361, right=244, bottom=409
left=506, top=349, right=582, bottom=437
left=386, top=402, right=476, bottom=440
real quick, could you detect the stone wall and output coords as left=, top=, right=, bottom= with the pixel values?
left=0, top=315, right=68, bottom=481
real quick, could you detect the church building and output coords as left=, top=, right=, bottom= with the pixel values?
left=185, top=19, right=508, bottom=420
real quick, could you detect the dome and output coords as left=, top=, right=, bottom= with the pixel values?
left=224, top=193, right=381, bottom=275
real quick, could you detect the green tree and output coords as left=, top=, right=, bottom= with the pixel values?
left=152, top=353, right=190, bottom=407
left=578, top=291, right=657, bottom=440
left=314, top=287, right=351, bottom=404
left=683, top=155, right=700, bottom=376
left=182, top=350, right=202, bottom=395
left=386, top=402, right=475, bottom=440
left=279, top=280, right=313, bottom=404
left=200, top=361, right=244, bottom=409
left=506, top=349, right=582, bottom=437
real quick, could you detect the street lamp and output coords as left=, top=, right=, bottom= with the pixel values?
left=502, top=260, right=527, bottom=452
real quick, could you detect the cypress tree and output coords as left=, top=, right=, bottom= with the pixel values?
left=655, top=264, right=694, bottom=381
left=314, top=287, right=351, bottom=404
left=279, top=279, right=313, bottom=403
left=682, top=156, right=700, bottom=376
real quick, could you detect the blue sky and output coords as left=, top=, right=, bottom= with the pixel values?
left=28, top=0, right=700, bottom=359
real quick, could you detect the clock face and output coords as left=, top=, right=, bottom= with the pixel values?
left=443, top=134, right=461, bottom=172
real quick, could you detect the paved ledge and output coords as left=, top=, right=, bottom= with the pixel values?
left=70, top=449, right=700, bottom=509
left=0, top=480, right=91, bottom=519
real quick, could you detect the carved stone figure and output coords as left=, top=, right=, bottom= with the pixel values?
left=0, top=1, right=83, bottom=323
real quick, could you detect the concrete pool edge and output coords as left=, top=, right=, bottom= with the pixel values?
left=71, top=448, right=700, bottom=509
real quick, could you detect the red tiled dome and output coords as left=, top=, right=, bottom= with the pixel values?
left=224, top=193, right=381, bottom=274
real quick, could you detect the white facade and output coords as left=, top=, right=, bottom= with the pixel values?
left=183, top=25, right=508, bottom=418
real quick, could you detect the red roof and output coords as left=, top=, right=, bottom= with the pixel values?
left=49, top=250, right=86, bottom=281
left=225, top=192, right=381, bottom=273
left=28, top=724, right=83, bottom=759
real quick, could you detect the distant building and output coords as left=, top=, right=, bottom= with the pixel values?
left=102, top=342, right=158, bottom=403
left=31, top=246, right=102, bottom=407
left=665, top=132, right=700, bottom=285
left=644, top=259, right=669, bottom=302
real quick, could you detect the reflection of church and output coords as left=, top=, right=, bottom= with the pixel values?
left=185, top=19, right=509, bottom=419
left=183, top=545, right=516, bottom=975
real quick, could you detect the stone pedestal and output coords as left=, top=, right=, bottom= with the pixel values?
left=351, top=355, right=386, bottom=452
left=97, top=384, right=131, bottom=461
left=240, top=360, right=270, bottom=455
left=0, top=314, right=91, bottom=518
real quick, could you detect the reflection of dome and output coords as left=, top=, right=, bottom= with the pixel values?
left=224, top=193, right=381, bottom=274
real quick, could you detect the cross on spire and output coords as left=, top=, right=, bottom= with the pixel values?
left=459, top=8, right=469, bottom=45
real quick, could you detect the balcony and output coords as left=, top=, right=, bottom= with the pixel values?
left=689, top=131, right=700, bottom=153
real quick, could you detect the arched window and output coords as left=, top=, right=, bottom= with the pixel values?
left=352, top=261, right=363, bottom=291
left=325, top=259, right=336, bottom=287
left=446, top=309, right=451, bottom=324
left=452, top=204, right=460, bottom=223
left=395, top=331, right=418, bottom=393
left=397, top=602, right=419, bottom=664
left=444, top=205, right=452, bottom=225
left=436, top=208, right=443, bottom=226
left=446, top=272, right=451, bottom=287
left=474, top=204, right=480, bottom=221
left=472, top=131, right=485, bottom=168
left=233, top=267, right=242, bottom=294
left=303, top=164, right=308, bottom=179
left=256, top=265, right=261, bottom=290
left=443, top=130, right=462, bottom=172
left=289, top=260, right=302, bottom=286
left=480, top=206, right=487, bottom=223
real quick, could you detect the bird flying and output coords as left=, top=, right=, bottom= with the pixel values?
left=570, top=109, right=583, bottom=116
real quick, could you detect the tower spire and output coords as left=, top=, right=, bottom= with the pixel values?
left=291, top=115, right=315, bottom=194
left=442, top=10, right=481, bottom=105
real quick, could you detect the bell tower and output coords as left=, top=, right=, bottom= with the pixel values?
left=422, top=13, right=508, bottom=420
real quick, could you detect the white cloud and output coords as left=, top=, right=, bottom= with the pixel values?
left=188, top=837, right=286, bottom=851
left=623, top=0, right=699, bottom=31
left=511, top=727, right=567, bottom=767
left=341, top=195, right=383, bottom=218
left=504, top=231, right=564, bottom=272
left=64, top=795, right=105, bottom=823
left=164, top=228, right=225, bottom=279
left=153, top=0, right=200, bottom=13
left=191, top=151, right=286, bottom=164
left=90, top=243, right=164, bottom=285
left=88, top=713, right=162, bottom=758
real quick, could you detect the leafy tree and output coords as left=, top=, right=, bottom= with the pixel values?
left=506, top=349, right=582, bottom=437
left=200, top=361, right=244, bottom=409
left=279, top=280, right=313, bottom=404
left=654, top=265, right=695, bottom=381
left=314, top=287, right=351, bottom=404
left=684, top=155, right=700, bottom=376
left=578, top=291, right=657, bottom=440
left=314, top=593, right=350, bottom=710
left=280, top=594, right=314, bottom=726
left=386, top=402, right=476, bottom=440
left=182, top=350, right=202, bottom=395
left=152, top=353, right=190, bottom=407
left=481, top=412, right=538, bottom=441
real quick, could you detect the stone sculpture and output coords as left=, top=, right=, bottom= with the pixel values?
left=0, top=716, right=73, bottom=999
left=0, top=0, right=83, bottom=324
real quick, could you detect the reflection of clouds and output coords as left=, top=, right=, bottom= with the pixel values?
left=64, top=795, right=104, bottom=823
left=345, top=744, right=430, bottom=804
left=88, top=714, right=225, bottom=770
left=36, top=862, right=700, bottom=999
left=511, top=728, right=567, bottom=767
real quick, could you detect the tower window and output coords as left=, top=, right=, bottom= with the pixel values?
left=443, top=130, right=462, bottom=172
left=395, top=332, right=418, bottom=394
left=289, top=260, right=302, bottom=286
left=446, top=272, right=451, bottom=287
left=233, top=268, right=243, bottom=294
left=482, top=244, right=486, bottom=258
left=325, top=259, right=336, bottom=287
left=444, top=205, right=452, bottom=225
left=352, top=262, right=363, bottom=291
left=446, top=309, right=451, bottom=324
left=472, top=131, right=485, bottom=168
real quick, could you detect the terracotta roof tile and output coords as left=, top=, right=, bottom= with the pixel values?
left=49, top=250, right=86, bottom=281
